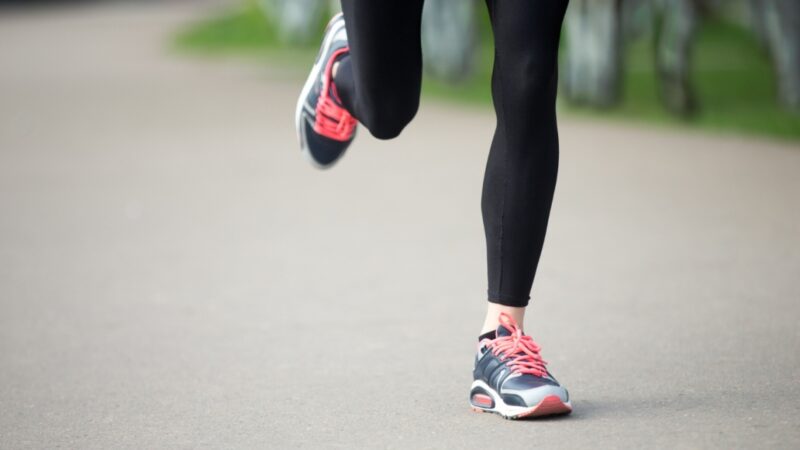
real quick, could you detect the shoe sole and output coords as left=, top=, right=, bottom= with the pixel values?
left=294, top=13, right=347, bottom=170
left=469, top=380, right=572, bottom=420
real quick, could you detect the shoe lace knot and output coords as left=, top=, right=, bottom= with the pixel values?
left=487, top=312, right=548, bottom=378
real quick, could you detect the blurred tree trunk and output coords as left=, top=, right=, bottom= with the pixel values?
left=746, top=0, right=769, bottom=48
left=260, top=0, right=325, bottom=45
left=562, top=0, right=623, bottom=107
left=653, top=0, right=699, bottom=116
left=421, top=0, right=478, bottom=83
left=763, top=0, right=800, bottom=111
left=622, top=0, right=654, bottom=40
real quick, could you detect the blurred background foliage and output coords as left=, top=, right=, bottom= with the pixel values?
left=176, top=0, right=800, bottom=140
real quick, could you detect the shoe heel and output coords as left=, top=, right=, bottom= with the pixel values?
left=469, top=391, right=495, bottom=410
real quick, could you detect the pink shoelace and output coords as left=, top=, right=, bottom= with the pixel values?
left=313, top=47, right=357, bottom=142
left=486, top=312, right=549, bottom=378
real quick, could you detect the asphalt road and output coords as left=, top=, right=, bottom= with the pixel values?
left=1, top=2, right=799, bottom=449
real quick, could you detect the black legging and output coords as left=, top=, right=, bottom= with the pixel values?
left=335, top=0, right=569, bottom=307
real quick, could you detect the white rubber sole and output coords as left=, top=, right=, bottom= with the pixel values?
left=294, top=13, right=348, bottom=170
left=469, top=379, right=572, bottom=420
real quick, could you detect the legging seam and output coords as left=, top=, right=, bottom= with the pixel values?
left=493, top=0, right=510, bottom=301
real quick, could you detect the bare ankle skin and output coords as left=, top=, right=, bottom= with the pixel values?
left=481, top=303, right=526, bottom=335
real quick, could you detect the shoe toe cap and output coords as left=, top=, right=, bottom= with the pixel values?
left=302, top=120, right=351, bottom=167
left=502, top=376, right=569, bottom=407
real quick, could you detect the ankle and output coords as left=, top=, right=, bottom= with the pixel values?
left=481, top=303, right=526, bottom=334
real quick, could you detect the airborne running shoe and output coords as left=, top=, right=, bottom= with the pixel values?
left=470, top=312, right=572, bottom=419
left=295, top=12, right=357, bottom=169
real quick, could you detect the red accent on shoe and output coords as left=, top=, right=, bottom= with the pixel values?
left=487, top=312, right=549, bottom=378
left=515, top=395, right=572, bottom=419
left=472, top=394, right=493, bottom=407
left=313, top=47, right=357, bottom=142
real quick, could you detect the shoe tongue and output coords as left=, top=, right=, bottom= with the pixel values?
left=328, top=84, right=345, bottom=107
left=496, top=323, right=514, bottom=337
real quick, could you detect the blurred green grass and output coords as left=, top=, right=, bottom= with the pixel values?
left=175, top=2, right=800, bottom=140
left=174, top=1, right=319, bottom=66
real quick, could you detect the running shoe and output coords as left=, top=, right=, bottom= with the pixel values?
left=470, top=312, right=572, bottom=419
left=295, top=12, right=357, bottom=169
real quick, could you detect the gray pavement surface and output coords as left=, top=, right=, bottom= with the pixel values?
left=1, top=2, right=799, bottom=449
